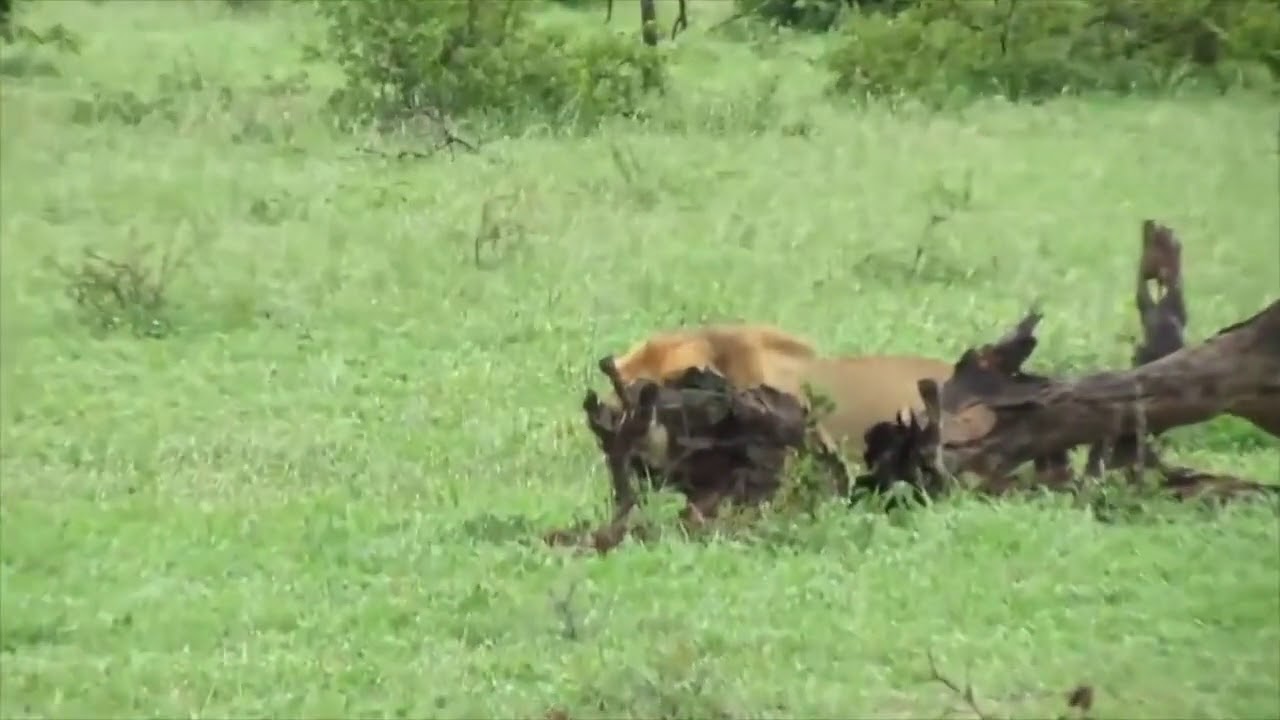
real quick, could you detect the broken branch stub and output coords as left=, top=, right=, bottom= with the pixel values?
left=1139, top=219, right=1184, bottom=287
left=1133, top=219, right=1188, bottom=367
left=854, top=397, right=948, bottom=508
left=986, top=305, right=1043, bottom=372
left=1087, top=219, right=1191, bottom=476
left=939, top=306, right=1048, bottom=414
left=582, top=381, right=660, bottom=518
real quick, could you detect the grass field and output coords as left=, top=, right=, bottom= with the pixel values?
left=1, top=1, right=1278, bottom=718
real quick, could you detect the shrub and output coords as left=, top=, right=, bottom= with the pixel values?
left=222, top=0, right=272, bottom=13
left=48, top=243, right=192, bottom=339
left=733, top=0, right=912, bottom=33
left=825, top=0, right=1280, bottom=105
left=315, top=0, right=666, bottom=133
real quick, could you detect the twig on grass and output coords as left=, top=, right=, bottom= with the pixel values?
left=357, top=106, right=480, bottom=162
left=706, top=10, right=749, bottom=34
left=550, top=578, right=582, bottom=640
left=355, top=146, right=434, bottom=161
left=473, top=194, right=526, bottom=270
left=926, top=649, right=994, bottom=720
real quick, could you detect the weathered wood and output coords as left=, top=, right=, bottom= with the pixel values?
left=1133, top=219, right=1188, bottom=365
left=932, top=299, right=1280, bottom=478
left=639, top=0, right=659, bottom=46
left=576, top=357, right=850, bottom=551
left=856, top=288, right=1278, bottom=508
left=671, top=0, right=689, bottom=39
left=1086, top=219, right=1188, bottom=476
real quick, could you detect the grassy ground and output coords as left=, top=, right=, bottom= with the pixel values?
left=1, top=2, right=1278, bottom=718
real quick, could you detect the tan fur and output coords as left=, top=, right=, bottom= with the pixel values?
left=607, top=324, right=953, bottom=456
left=799, top=355, right=952, bottom=455
left=612, top=324, right=819, bottom=393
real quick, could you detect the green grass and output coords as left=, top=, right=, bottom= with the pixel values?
left=2, top=2, right=1278, bottom=718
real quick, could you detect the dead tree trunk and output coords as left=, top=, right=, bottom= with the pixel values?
left=639, top=0, right=659, bottom=46
left=608, top=0, right=688, bottom=45
left=860, top=299, right=1280, bottom=506
left=0, top=0, right=12, bottom=40
left=671, top=0, right=689, bottom=39
left=829, top=220, right=1276, bottom=509
left=933, top=299, right=1280, bottom=479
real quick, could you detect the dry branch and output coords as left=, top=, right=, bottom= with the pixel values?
left=599, top=0, right=690, bottom=49
left=925, top=650, right=992, bottom=720
left=49, top=240, right=192, bottom=337
left=357, top=106, right=479, bottom=161
left=670, top=0, right=689, bottom=39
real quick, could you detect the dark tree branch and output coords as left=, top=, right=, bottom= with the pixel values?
left=670, top=0, right=689, bottom=40
left=926, top=650, right=992, bottom=720
left=639, top=0, right=659, bottom=46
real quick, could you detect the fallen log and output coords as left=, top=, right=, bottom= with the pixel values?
left=939, top=298, right=1280, bottom=478
left=858, top=222, right=1276, bottom=504
left=861, top=298, right=1279, bottom=505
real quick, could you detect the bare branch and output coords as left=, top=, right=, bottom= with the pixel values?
left=925, top=649, right=993, bottom=720
left=670, top=0, right=689, bottom=39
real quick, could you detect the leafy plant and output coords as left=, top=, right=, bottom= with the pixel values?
left=824, top=0, right=1280, bottom=106
left=48, top=242, right=192, bottom=339
left=733, top=0, right=914, bottom=33
left=315, top=0, right=666, bottom=133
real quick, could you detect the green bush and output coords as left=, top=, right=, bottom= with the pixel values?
left=222, top=0, right=272, bottom=13
left=1, top=0, right=16, bottom=39
left=733, top=0, right=912, bottom=33
left=315, top=0, right=666, bottom=133
left=825, top=0, right=1280, bottom=105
